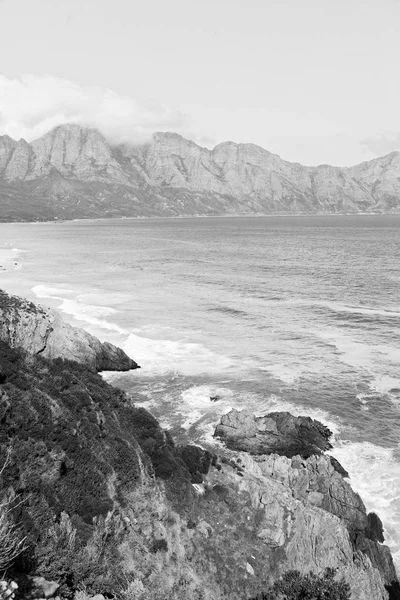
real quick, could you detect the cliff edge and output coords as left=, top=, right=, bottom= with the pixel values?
left=0, top=290, right=398, bottom=600
left=0, top=289, right=138, bottom=372
left=213, top=408, right=399, bottom=599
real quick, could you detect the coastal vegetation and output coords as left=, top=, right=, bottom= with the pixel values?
left=250, top=568, right=351, bottom=599
left=0, top=289, right=398, bottom=599
left=0, top=340, right=214, bottom=598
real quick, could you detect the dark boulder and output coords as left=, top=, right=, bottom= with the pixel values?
left=366, top=512, right=385, bottom=543
left=214, top=409, right=332, bottom=458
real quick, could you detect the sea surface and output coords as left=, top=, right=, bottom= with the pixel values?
left=1, top=215, right=400, bottom=568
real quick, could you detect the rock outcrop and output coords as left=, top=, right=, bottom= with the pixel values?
left=0, top=289, right=138, bottom=372
left=197, top=450, right=390, bottom=600
left=212, top=409, right=399, bottom=599
left=214, top=409, right=333, bottom=457
left=0, top=292, right=398, bottom=600
left=1, top=124, right=400, bottom=221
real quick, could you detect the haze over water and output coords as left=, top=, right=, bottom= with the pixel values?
left=1, top=214, right=400, bottom=567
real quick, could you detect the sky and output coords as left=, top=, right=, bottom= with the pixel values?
left=0, top=0, right=399, bottom=166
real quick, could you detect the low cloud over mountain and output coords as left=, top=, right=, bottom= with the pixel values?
left=0, top=74, right=188, bottom=145
left=362, top=132, right=400, bottom=157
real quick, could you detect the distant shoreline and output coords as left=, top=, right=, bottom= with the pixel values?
left=1, top=210, right=400, bottom=226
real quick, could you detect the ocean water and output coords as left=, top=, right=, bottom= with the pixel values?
left=1, top=215, right=400, bottom=568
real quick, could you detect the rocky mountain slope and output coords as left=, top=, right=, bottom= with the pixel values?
left=0, top=289, right=398, bottom=599
left=0, top=124, right=399, bottom=221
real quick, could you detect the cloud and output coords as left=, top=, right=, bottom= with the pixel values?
left=0, top=74, right=189, bottom=144
left=361, top=132, right=400, bottom=156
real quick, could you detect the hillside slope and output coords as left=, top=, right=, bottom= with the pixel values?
left=0, top=124, right=399, bottom=220
left=0, top=289, right=398, bottom=599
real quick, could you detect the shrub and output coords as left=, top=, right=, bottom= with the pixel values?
left=0, top=494, right=27, bottom=571
left=150, top=538, right=168, bottom=553
left=251, top=568, right=351, bottom=600
left=0, top=451, right=27, bottom=571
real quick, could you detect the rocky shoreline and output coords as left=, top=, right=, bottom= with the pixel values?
left=213, top=408, right=398, bottom=595
left=0, top=289, right=138, bottom=372
left=0, top=288, right=398, bottom=599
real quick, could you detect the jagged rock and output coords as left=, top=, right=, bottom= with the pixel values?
left=329, top=455, right=349, bottom=478
left=1, top=124, right=400, bottom=221
left=354, top=534, right=399, bottom=596
left=214, top=408, right=332, bottom=457
left=367, top=511, right=385, bottom=543
left=0, top=290, right=138, bottom=372
left=212, top=411, right=399, bottom=596
left=197, top=448, right=392, bottom=600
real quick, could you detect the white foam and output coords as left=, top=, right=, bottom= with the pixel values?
left=316, top=331, right=375, bottom=370
left=179, top=385, right=234, bottom=429
left=370, top=375, right=400, bottom=395
left=61, top=298, right=118, bottom=319
left=356, top=393, right=371, bottom=411
left=179, top=386, right=343, bottom=448
left=123, top=332, right=233, bottom=376
left=315, top=330, right=400, bottom=399
left=253, top=396, right=342, bottom=439
left=316, top=331, right=400, bottom=368
left=32, top=284, right=75, bottom=298
left=32, top=285, right=127, bottom=334
left=261, top=364, right=305, bottom=384
left=33, top=287, right=240, bottom=376
left=330, top=441, right=400, bottom=571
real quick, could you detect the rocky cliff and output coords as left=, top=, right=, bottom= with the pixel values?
left=214, top=409, right=399, bottom=599
left=0, top=124, right=399, bottom=221
left=0, top=291, right=398, bottom=600
left=0, top=289, right=138, bottom=372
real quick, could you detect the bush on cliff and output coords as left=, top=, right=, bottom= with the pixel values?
left=0, top=340, right=213, bottom=596
left=0, top=487, right=26, bottom=571
left=251, top=568, right=351, bottom=600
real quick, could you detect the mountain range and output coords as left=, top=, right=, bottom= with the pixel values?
left=0, top=123, right=400, bottom=221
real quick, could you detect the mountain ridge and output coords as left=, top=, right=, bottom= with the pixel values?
left=19, top=125, right=400, bottom=169
left=0, top=123, right=399, bottom=221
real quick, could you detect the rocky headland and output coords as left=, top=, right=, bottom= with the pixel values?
left=0, top=288, right=398, bottom=600
left=0, top=289, right=138, bottom=372
left=1, top=124, right=400, bottom=221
